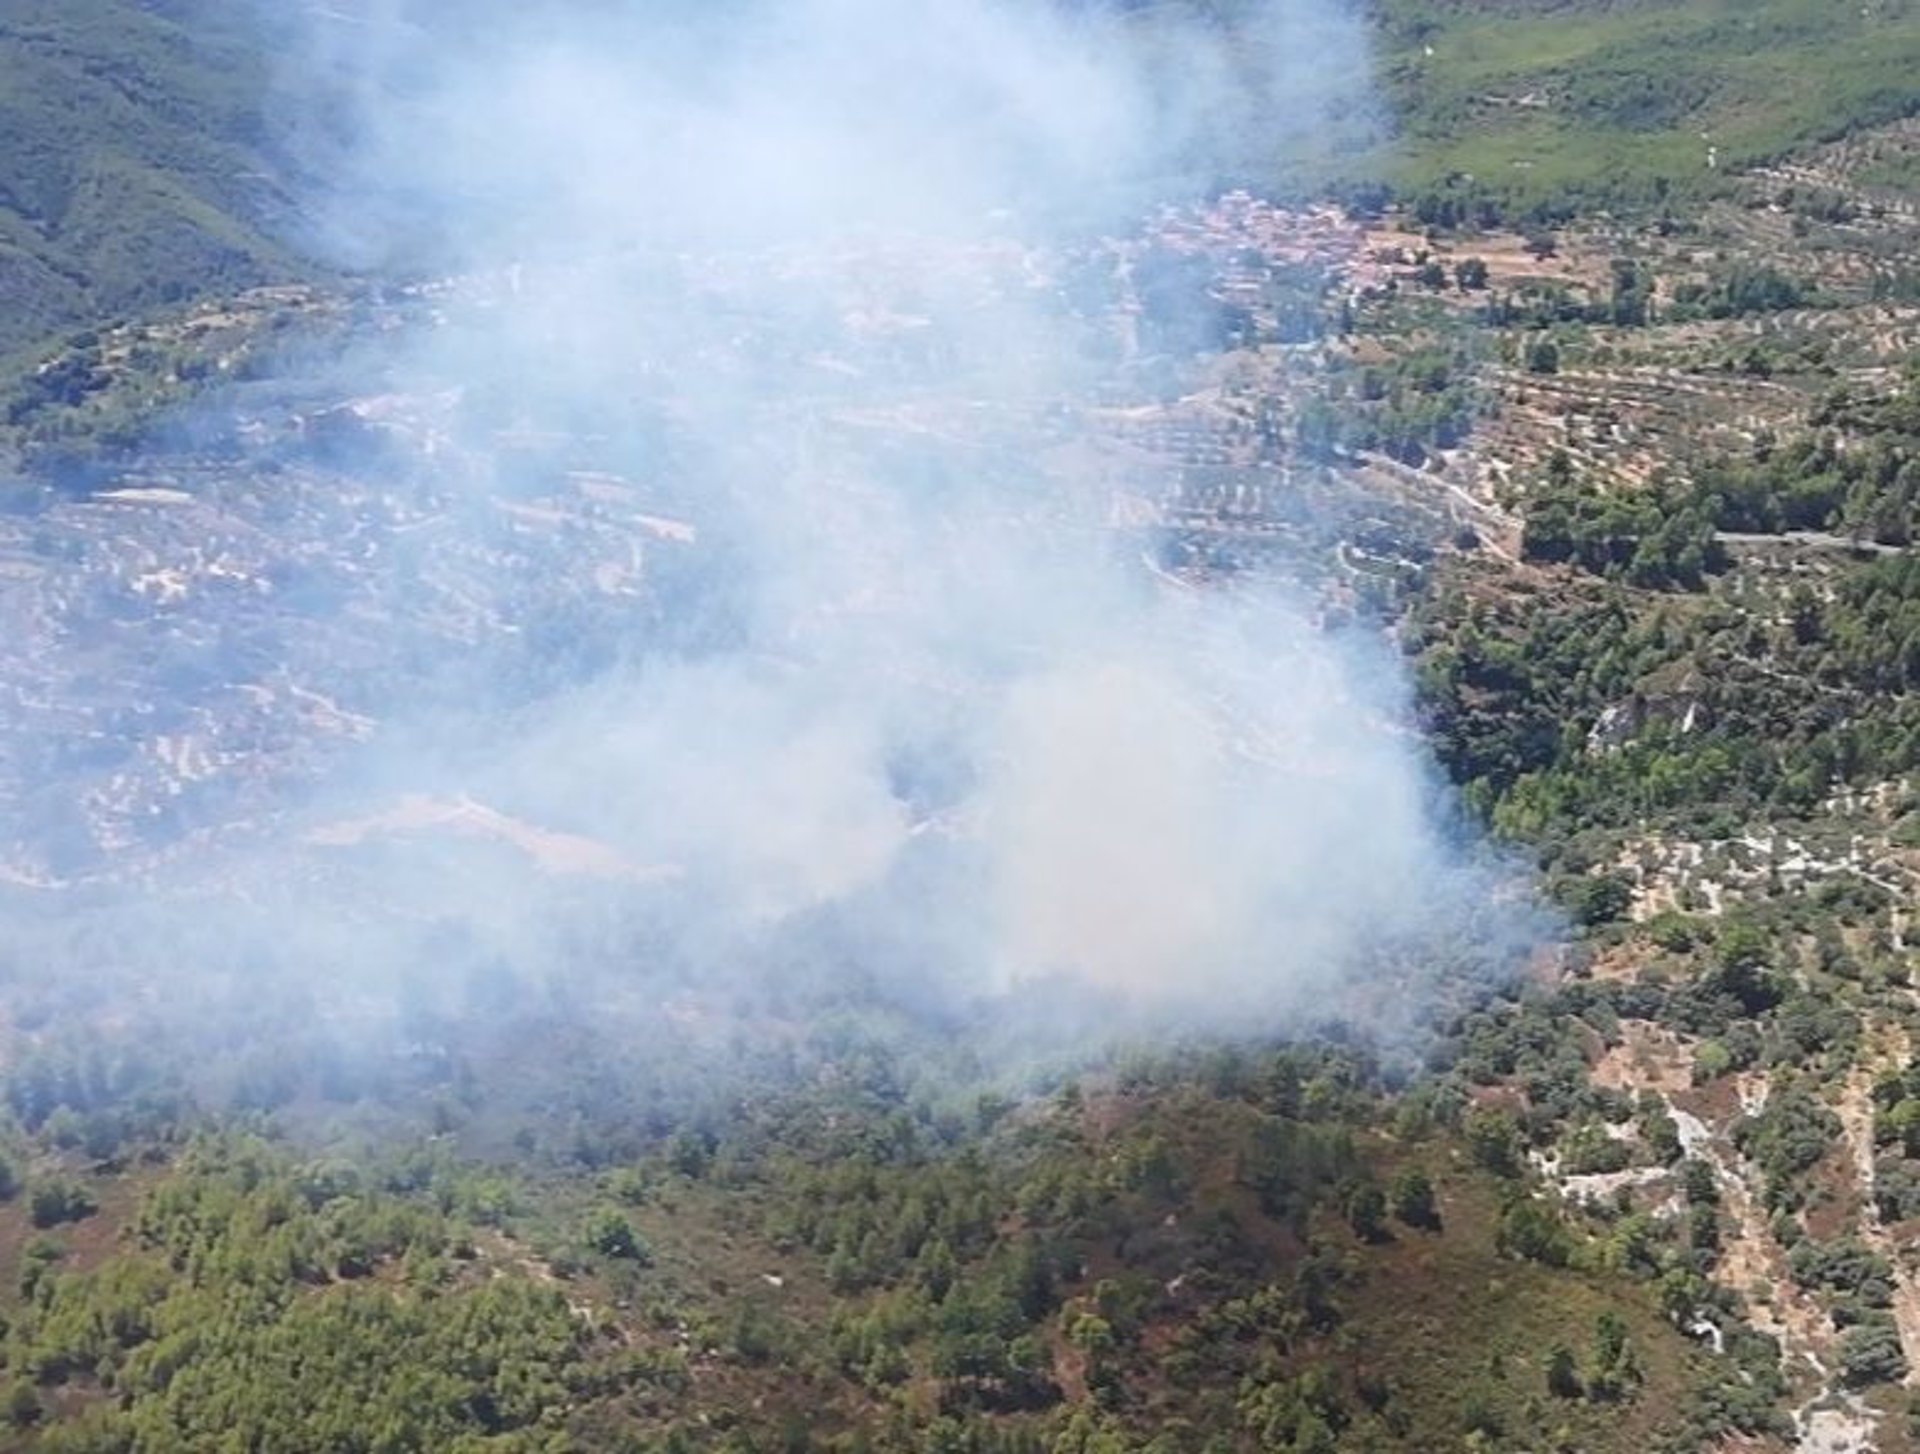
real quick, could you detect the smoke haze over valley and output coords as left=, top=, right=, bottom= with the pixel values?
left=0, top=0, right=1543, bottom=1083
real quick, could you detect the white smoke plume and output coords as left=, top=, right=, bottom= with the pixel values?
left=0, top=0, right=1530, bottom=1109
left=201, top=0, right=1543, bottom=1036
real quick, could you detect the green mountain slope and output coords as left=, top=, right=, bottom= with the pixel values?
left=1360, top=0, right=1920, bottom=213
left=0, top=0, right=306, bottom=363
left=0, top=1053, right=1767, bottom=1454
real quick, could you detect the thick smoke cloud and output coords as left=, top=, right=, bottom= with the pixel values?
left=201, top=0, right=1540, bottom=1037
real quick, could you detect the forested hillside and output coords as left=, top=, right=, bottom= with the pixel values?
left=1361, top=0, right=1920, bottom=217
left=0, top=0, right=306, bottom=365
left=0, top=1044, right=1767, bottom=1454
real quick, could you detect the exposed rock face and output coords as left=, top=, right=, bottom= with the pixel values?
left=1585, top=682, right=1711, bottom=754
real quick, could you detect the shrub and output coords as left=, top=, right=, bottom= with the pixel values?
left=29, top=1177, right=96, bottom=1229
